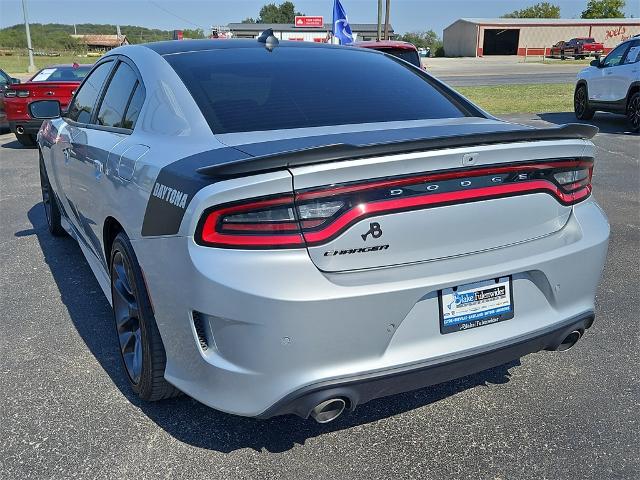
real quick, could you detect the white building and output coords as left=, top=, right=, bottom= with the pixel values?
left=227, top=22, right=393, bottom=43
left=443, top=18, right=640, bottom=57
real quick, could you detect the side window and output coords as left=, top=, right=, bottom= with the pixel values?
left=602, top=43, right=630, bottom=68
left=121, top=82, right=144, bottom=130
left=0, top=71, right=9, bottom=87
left=96, top=62, right=139, bottom=128
left=623, top=42, right=640, bottom=65
left=66, top=61, right=113, bottom=123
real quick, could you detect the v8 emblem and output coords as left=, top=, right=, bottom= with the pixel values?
left=361, top=222, right=383, bottom=242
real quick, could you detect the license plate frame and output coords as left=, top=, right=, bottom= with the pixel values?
left=439, top=276, right=514, bottom=334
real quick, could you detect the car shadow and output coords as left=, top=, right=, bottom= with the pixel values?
left=0, top=136, right=34, bottom=149
left=25, top=202, right=521, bottom=453
left=536, top=111, right=636, bottom=135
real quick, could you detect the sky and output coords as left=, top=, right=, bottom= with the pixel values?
left=0, top=0, right=638, bottom=36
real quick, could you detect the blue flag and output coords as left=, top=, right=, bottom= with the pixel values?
left=332, top=0, right=353, bottom=45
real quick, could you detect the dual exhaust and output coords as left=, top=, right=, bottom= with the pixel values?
left=307, top=330, right=584, bottom=423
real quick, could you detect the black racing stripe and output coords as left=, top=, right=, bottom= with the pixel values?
left=141, top=147, right=251, bottom=237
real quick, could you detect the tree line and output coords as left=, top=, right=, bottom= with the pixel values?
left=0, top=23, right=205, bottom=52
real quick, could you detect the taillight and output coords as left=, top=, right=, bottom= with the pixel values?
left=5, top=89, right=29, bottom=98
left=196, top=159, right=593, bottom=249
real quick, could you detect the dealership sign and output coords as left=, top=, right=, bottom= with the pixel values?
left=294, top=16, right=324, bottom=28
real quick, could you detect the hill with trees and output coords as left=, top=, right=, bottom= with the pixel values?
left=0, top=23, right=205, bottom=52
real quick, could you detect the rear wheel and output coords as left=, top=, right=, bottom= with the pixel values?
left=39, top=155, right=66, bottom=236
left=626, top=92, right=640, bottom=133
left=15, top=132, right=36, bottom=147
left=110, top=232, right=180, bottom=401
left=574, top=85, right=595, bottom=120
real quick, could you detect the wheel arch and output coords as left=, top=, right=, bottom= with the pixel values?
left=103, top=216, right=125, bottom=267
left=626, top=82, right=640, bottom=108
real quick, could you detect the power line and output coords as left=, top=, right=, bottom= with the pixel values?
left=147, top=1, right=207, bottom=30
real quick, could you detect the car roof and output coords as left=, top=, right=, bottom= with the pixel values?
left=143, top=38, right=348, bottom=56
left=354, top=40, right=418, bottom=51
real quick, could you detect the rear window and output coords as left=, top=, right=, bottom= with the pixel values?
left=30, top=66, right=91, bottom=82
left=166, top=46, right=467, bottom=134
left=376, top=48, right=421, bottom=68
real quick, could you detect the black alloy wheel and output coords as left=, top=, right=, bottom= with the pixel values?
left=109, top=233, right=180, bottom=401
left=627, top=92, right=640, bottom=133
left=111, top=249, right=144, bottom=385
left=574, top=85, right=595, bottom=120
left=39, top=154, right=65, bottom=236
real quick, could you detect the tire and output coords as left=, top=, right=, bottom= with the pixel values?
left=626, top=92, right=640, bottom=133
left=39, top=154, right=66, bottom=236
left=561, top=50, right=565, bottom=60
left=110, top=232, right=180, bottom=401
left=574, top=85, right=595, bottom=120
left=16, top=132, right=36, bottom=147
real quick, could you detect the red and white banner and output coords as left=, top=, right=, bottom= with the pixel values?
left=294, top=16, right=324, bottom=28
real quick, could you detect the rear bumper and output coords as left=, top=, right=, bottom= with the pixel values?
left=258, top=312, right=594, bottom=418
left=9, top=119, right=43, bottom=135
left=132, top=198, right=609, bottom=418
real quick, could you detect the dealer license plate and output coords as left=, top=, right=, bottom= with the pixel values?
left=439, top=277, right=514, bottom=334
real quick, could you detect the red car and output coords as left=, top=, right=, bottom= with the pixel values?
left=4, top=63, right=91, bottom=146
left=354, top=40, right=423, bottom=69
left=550, top=38, right=605, bottom=60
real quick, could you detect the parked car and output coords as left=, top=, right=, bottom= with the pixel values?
left=575, top=36, right=640, bottom=131
left=551, top=38, right=605, bottom=60
left=418, top=47, right=431, bottom=58
left=33, top=37, right=609, bottom=423
left=354, top=40, right=423, bottom=69
left=4, top=63, right=91, bottom=146
left=0, top=68, right=21, bottom=131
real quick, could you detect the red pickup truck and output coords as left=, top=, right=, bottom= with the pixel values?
left=3, top=63, right=91, bottom=146
left=550, top=38, right=605, bottom=60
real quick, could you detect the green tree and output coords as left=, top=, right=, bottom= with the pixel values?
left=255, top=2, right=303, bottom=23
left=401, top=30, right=442, bottom=50
left=501, top=2, right=561, bottom=18
left=581, top=0, right=626, bottom=18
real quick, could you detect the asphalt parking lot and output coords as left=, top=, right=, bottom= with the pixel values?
left=1, top=113, right=638, bottom=479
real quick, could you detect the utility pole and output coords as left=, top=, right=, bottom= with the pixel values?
left=384, top=0, right=391, bottom=40
left=21, top=0, right=36, bottom=73
left=377, top=0, right=382, bottom=41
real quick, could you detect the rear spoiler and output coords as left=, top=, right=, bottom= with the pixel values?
left=198, top=123, right=598, bottom=178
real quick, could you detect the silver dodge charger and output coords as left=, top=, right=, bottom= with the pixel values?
left=33, top=34, right=609, bottom=423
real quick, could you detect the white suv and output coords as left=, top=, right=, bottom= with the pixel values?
left=575, top=36, right=640, bottom=132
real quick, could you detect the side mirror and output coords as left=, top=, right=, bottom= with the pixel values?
left=29, top=100, right=61, bottom=119
left=590, top=59, right=601, bottom=67
left=10, top=77, right=21, bottom=84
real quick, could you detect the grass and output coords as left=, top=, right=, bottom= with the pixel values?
left=456, top=83, right=574, bottom=114
left=0, top=54, right=96, bottom=75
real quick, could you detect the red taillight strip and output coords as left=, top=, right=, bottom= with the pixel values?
left=296, top=160, right=589, bottom=200
left=302, top=180, right=588, bottom=245
left=199, top=195, right=304, bottom=247
left=196, top=160, right=593, bottom=249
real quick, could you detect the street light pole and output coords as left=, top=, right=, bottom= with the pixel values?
left=377, top=0, right=382, bottom=41
left=21, top=0, right=36, bottom=73
left=384, top=0, right=391, bottom=40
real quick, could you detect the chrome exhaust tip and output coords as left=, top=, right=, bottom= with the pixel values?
left=556, top=330, right=582, bottom=352
left=16, top=126, right=24, bottom=134
left=309, top=398, right=346, bottom=424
